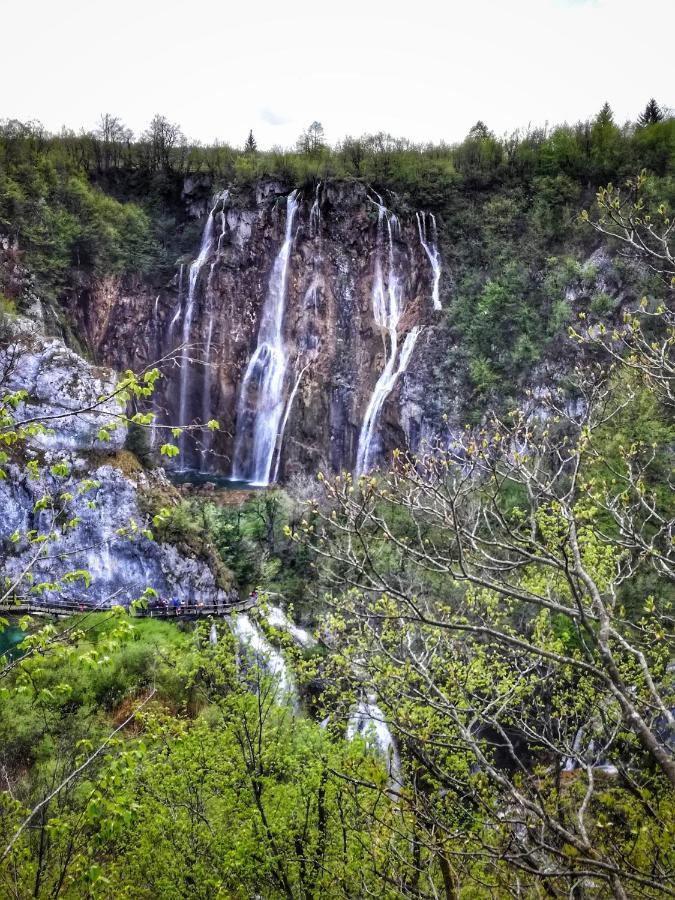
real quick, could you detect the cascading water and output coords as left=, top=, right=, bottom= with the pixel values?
left=265, top=604, right=316, bottom=648
left=416, top=211, right=442, bottom=310
left=166, top=264, right=185, bottom=350
left=309, top=182, right=321, bottom=238
left=232, top=191, right=299, bottom=485
left=347, top=695, right=401, bottom=785
left=199, top=311, right=215, bottom=471
left=177, top=203, right=217, bottom=463
left=355, top=199, right=421, bottom=476
left=200, top=195, right=229, bottom=472
left=272, top=361, right=310, bottom=483
left=230, top=613, right=296, bottom=703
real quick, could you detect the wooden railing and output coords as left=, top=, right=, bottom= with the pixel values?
left=0, top=597, right=258, bottom=619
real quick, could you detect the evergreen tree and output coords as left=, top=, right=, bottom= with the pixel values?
left=638, top=98, right=664, bottom=126
left=595, top=101, right=614, bottom=126
left=244, top=129, right=257, bottom=153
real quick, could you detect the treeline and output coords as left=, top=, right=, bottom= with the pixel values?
left=2, top=99, right=673, bottom=190
left=0, top=100, right=673, bottom=319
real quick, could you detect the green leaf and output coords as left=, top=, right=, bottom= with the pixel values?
left=160, top=443, right=180, bottom=458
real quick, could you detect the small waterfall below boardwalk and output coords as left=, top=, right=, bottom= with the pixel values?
left=356, top=199, right=421, bottom=476
left=177, top=204, right=217, bottom=464
left=416, top=211, right=442, bottom=310
left=347, top=696, right=401, bottom=785
left=266, top=604, right=315, bottom=648
left=232, top=191, right=300, bottom=485
left=230, top=613, right=296, bottom=703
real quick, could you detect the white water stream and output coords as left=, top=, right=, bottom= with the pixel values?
left=230, top=612, right=296, bottom=701
left=416, top=211, right=442, bottom=310
left=347, top=695, right=401, bottom=785
left=266, top=604, right=315, bottom=648
left=200, top=196, right=229, bottom=471
left=355, top=199, right=421, bottom=475
left=177, top=203, right=217, bottom=461
left=232, top=191, right=300, bottom=485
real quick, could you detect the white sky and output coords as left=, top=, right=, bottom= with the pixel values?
left=3, top=0, right=673, bottom=149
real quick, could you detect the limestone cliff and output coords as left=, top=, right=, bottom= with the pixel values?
left=71, top=179, right=445, bottom=481
left=0, top=316, right=234, bottom=607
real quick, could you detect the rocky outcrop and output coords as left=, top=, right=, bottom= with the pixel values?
left=1, top=315, right=126, bottom=451
left=0, top=459, right=234, bottom=607
left=0, top=316, right=235, bottom=607
left=71, top=179, right=446, bottom=480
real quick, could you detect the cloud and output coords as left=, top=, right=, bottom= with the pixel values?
left=259, top=107, right=291, bottom=127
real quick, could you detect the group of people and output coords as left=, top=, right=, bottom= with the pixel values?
left=142, top=591, right=259, bottom=616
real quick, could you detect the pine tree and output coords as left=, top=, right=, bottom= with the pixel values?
left=244, top=130, right=257, bottom=153
left=638, top=98, right=664, bottom=127
left=595, top=102, right=614, bottom=126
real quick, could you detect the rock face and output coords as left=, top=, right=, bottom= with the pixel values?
left=1, top=315, right=127, bottom=452
left=0, top=317, right=234, bottom=607
left=0, top=462, right=232, bottom=607
left=71, top=179, right=445, bottom=481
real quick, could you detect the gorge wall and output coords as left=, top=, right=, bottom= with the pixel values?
left=0, top=315, right=236, bottom=606
left=73, top=179, right=447, bottom=483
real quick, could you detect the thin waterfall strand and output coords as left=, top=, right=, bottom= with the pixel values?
left=166, top=264, right=185, bottom=350
left=177, top=204, right=217, bottom=462
left=200, top=193, right=229, bottom=471
left=310, top=182, right=321, bottom=238
left=272, top=362, right=309, bottom=483
left=416, top=211, right=442, bottom=310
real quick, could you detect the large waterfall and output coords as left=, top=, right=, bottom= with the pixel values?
left=355, top=200, right=421, bottom=476
left=177, top=203, right=217, bottom=462
left=232, top=191, right=299, bottom=485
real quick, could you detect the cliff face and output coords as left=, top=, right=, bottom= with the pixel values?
left=73, top=179, right=445, bottom=482
left=0, top=316, right=235, bottom=607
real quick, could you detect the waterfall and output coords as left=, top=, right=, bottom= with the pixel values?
left=272, top=362, right=309, bottom=483
left=356, top=199, right=421, bottom=476
left=266, top=604, right=316, bottom=648
left=177, top=204, right=217, bottom=463
left=200, top=194, right=229, bottom=472
left=347, top=695, right=401, bottom=785
left=166, top=264, right=185, bottom=350
left=153, top=293, right=161, bottom=369
left=416, top=212, right=442, bottom=310
left=230, top=612, right=296, bottom=702
left=310, top=182, right=321, bottom=238
left=232, top=191, right=300, bottom=485
left=199, top=311, right=215, bottom=472
left=563, top=726, right=585, bottom=772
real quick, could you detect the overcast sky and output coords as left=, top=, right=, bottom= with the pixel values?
left=3, top=0, right=672, bottom=149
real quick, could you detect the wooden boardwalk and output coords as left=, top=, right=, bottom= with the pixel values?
left=0, top=598, right=258, bottom=620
